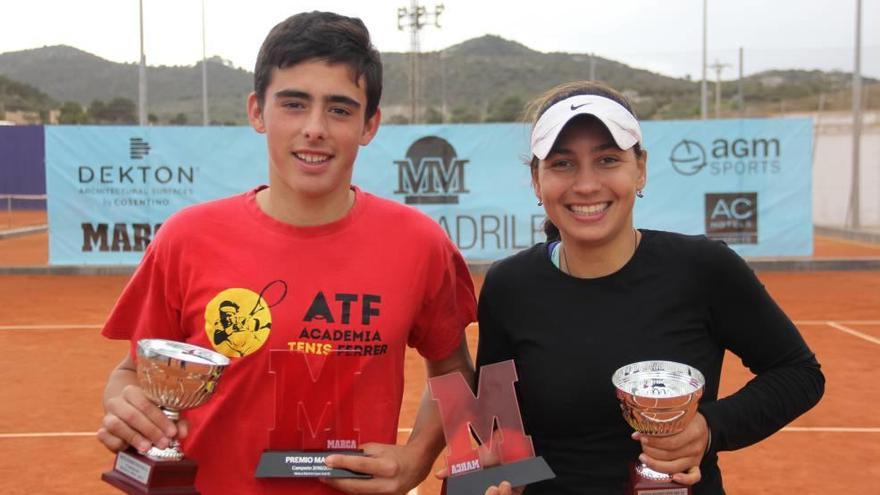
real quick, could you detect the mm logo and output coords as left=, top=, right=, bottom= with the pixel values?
left=394, top=136, right=469, bottom=204
left=130, top=137, right=151, bottom=159
left=669, top=140, right=707, bottom=176
left=705, top=192, right=758, bottom=245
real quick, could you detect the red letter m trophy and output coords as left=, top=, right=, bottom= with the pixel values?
left=429, top=360, right=554, bottom=494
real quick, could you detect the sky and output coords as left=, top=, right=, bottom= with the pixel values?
left=1, top=0, right=878, bottom=80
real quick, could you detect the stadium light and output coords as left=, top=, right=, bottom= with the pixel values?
left=848, top=0, right=863, bottom=228
left=202, top=0, right=209, bottom=126
left=138, top=0, right=147, bottom=126
left=700, top=0, right=708, bottom=120
left=397, top=1, right=444, bottom=124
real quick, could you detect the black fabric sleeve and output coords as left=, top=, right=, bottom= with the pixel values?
left=697, top=241, right=825, bottom=452
left=475, top=264, right=515, bottom=375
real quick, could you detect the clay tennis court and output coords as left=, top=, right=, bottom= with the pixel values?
left=1, top=222, right=879, bottom=494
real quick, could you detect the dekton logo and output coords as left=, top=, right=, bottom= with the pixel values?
left=394, top=136, right=469, bottom=204
left=130, top=137, right=151, bottom=159
left=77, top=137, right=195, bottom=185
left=671, top=137, right=781, bottom=176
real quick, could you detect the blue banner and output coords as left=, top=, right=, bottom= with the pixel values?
left=45, top=118, right=812, bottom=264
left=0, top=125, right=46, bottom=209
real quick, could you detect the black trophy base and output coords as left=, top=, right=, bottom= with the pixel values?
left=255, top=450, right=372, bottom=478
left=446, top=457, right=554, bottom=495
left=101, top=448, right=199, bottom=494
left=627, top=463, right=690, bottom=495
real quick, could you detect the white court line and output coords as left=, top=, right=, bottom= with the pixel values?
left=0, top=324, right=102, bottom=330
left=0, top=428, right=417, bottom=439
left=3, top=426, right=878, bottom=440
left=796, top=320, right=880, bottom=326
left=0, top=432, right=96, bottom=438
left=5, top=321, right=880, bottom=331
left=826, top=321, right=880, bottom=346
left=782, top=427, right=880, bottom=433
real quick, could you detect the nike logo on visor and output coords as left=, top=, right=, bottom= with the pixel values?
left=570, top=102, right=592, bottom=111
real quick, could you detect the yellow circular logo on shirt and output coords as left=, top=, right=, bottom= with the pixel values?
left=204, top=288, right=272, bottom=358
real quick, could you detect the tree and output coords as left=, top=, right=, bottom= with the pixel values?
left=449, top=106, right=480, bottom=123
left=58, top=101, right=90, bottom=124
left=484, top=95, right=524, bottom=122
left=170, top=113, right=188, bottom=125
left=148, top=113, right=158, bottom=124
left=88, top=100, right=105, bottom=122
left=424, top=106, right=444, bottom=124
left=104, top=98, right=137, bottom=124
left=384, top=114, right=410, bottom=125
left=89, top=98, right=136, bottom=124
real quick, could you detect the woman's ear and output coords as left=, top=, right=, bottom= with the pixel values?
left=531, top=163, right=543, bottom=205
left=637, top=149, right=648, bottom=191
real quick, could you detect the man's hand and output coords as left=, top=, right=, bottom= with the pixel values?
left=320, top=442, right=431, bottom=494
left=634, top=412, right=709, bottom=486
left=97, top=354, right=185, bottom=454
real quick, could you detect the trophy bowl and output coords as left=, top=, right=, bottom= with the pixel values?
left=611, top=361, right=705, bottom=482
left=136, top=339, right=230, bottom=461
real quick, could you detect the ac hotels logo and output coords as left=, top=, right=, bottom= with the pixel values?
left=394, top=136, right=469, bottom=205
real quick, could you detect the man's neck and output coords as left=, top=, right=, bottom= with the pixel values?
left=255, top=185, right=355, bottom=227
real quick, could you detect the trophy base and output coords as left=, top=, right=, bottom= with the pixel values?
left=102, top=448, right=199, bottom=494
left=446, top=457, right=555, bottom=495
left=255, top=449, right=371, bottom=478
left=627, top=463, right=690, bottom=495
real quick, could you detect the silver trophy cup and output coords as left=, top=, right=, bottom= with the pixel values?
left=611, top=361, right=705, bottom=482
left=136, top=339, right=230, bottom=461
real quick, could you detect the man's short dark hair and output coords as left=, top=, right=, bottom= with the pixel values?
left=254, top=11, right=383, bottom=121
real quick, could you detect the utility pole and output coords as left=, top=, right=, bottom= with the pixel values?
left=201, top=0, right=209, bottom=126
left=737, top=47, right=744, bottom=117
left=849, top=0, right=863, bottom=228
left=709, top=60, right=730, bottom=119
left=700, top=0, right=708, bottom=120
left=397, top=1, right=444, bottom=124
left=138, top=0, right=147, bottom=126
left=589, top=54, right=597, bottom=81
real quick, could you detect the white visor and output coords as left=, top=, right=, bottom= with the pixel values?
left=530, top=94, right=643, bottom=160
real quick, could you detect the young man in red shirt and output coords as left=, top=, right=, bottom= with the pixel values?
left=98, top=11, right=476, bottom=494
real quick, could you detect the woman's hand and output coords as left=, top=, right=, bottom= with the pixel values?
left=634, top=412, right=709, bottom=485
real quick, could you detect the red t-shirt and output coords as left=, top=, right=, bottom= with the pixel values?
left=103, top=186, right=476, bottom=494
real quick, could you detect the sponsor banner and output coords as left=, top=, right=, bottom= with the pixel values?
left=637, top=118, right=812, bottom=257
left=45, top=118, right=811, bottom=264
left=45, top=126, right=266, bottom=264
left=0, top=126, right=45, bottom=208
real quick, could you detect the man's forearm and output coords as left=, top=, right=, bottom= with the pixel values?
left=405, top=338, right=475, bottom=471
left=103, top=355, right=139, bottom=409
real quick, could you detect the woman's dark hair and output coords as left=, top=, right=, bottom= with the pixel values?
left=526, top=81, right=642, bottom=242
left=253, top=11, right=383, bottom=121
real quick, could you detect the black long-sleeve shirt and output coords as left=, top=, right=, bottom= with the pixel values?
left=476, top=230, right=824, bottom=495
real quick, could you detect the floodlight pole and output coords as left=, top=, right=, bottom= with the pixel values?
left=138, top=0, right=147, bottom=126
left=398, top=2, right=444, bottom=124
left=709, top=60, right=730, bottom=119
left=737, top=47, right=744, bottom=117
left=700, top=0, right=708, bottom=120
left=201, top=0, right=209, bottom=126
left=848, top=0, right=862, bottom=228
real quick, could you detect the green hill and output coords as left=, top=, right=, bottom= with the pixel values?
left=0, top=36, right=875, bottom=124
left=0, top=73, right=56, bottom=116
